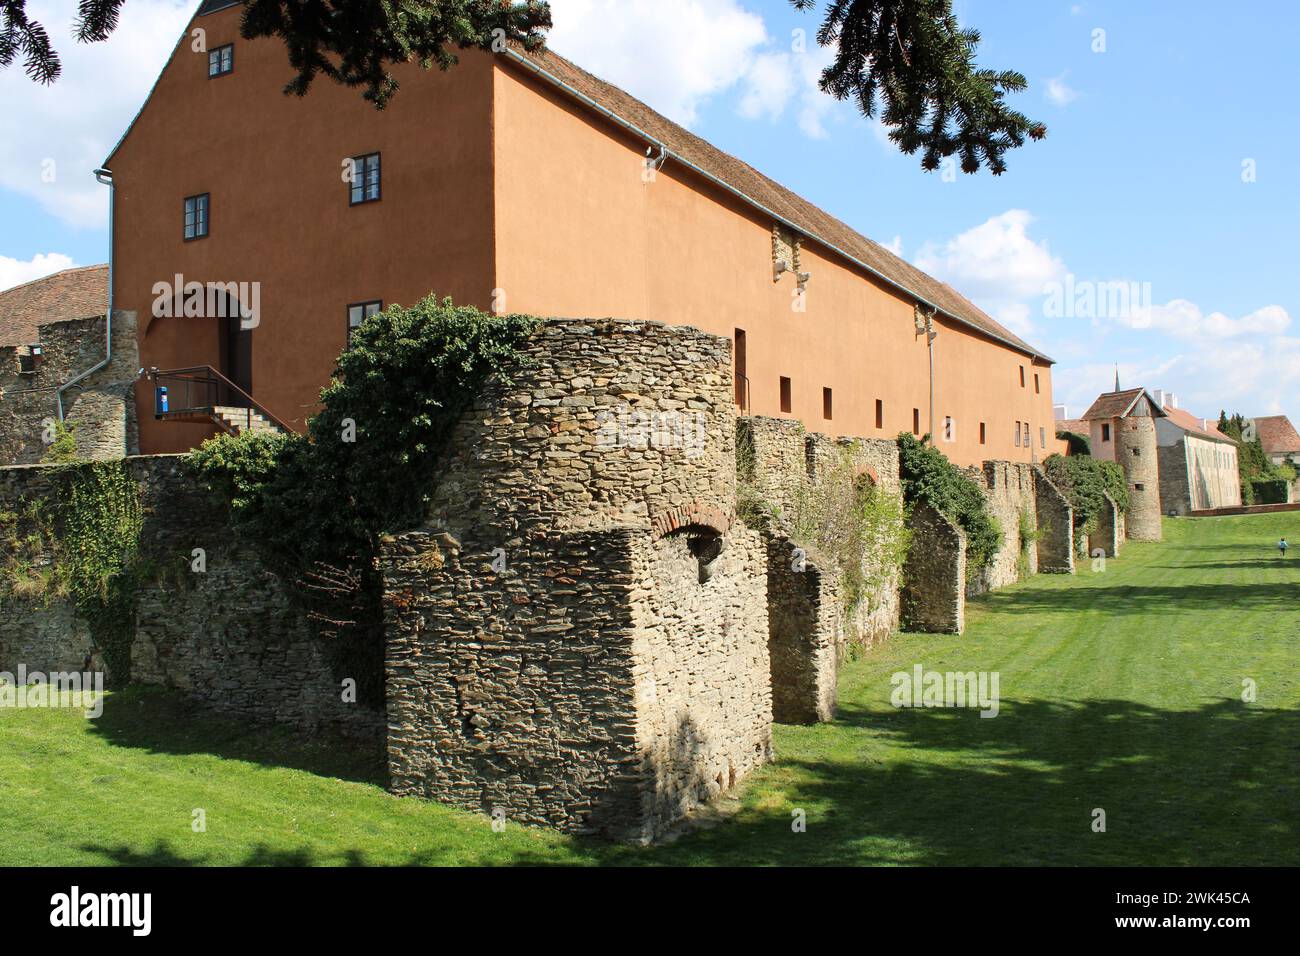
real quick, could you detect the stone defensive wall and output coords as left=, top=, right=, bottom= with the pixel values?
left=383, top=318, right=771, bottom=842
left=0, top=315, right=1082, bottom=842
left=0, top=456, right=384, bottom=742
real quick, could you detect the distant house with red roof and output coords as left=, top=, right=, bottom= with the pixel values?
left=1250, top=414, right=1300, bottom=467
left=1152, top=395, right=1241, bottom=514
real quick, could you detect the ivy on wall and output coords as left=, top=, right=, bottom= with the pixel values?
left=896, top=433, right=1001, bottom=583
left=1042, top=453, right=1129, bottom=539
left=190, top=295, right=539, bottom=704
left=1, top=460, right=145, bottom=686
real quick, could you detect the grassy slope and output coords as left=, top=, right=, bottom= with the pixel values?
left=1, top=514, right=1296, bottom=866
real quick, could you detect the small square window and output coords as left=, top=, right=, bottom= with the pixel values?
left=347, top=300, right=383, bottom=343
left=779, top=376, right=792, bottom=414
left=822, top=387, right=832, bottom=420
left=1132, top=446, right=1141, bottom=456
left=349, top=153, right=381, bottom=205
left=184, top=193, right=209, bottom=240
left=208, top=44, right=234, bottom=78
left=1134, top=483, right=1145, bottom=492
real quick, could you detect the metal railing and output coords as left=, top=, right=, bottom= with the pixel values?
left=148, top=366, right=290, bottom=434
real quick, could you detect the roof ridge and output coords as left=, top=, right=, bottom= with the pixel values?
left=511, top=45, right=1051, bottom=362
left=0, top=263, right=105, bottom=298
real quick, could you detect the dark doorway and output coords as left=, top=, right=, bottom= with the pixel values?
left=217, top=297, right=253, bottom=395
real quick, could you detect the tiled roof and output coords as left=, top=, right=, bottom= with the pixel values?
left=1081, top=388, right=1148, bottom=421
left=1253, top=415, right=1300, bottom=455
left=1055, top=418, right=1089, bottom=434
left=0, top=265, right=108, bottom=347
left=1162, top=405, right=1236, bottom=444
left=508, top=48, right=1052, bottom=363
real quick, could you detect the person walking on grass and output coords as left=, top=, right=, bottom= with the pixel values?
left=1280, top=537, right=1290, bottom=558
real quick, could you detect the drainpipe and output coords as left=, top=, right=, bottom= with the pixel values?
left=57, top=167, right=114, bottom=421
left=915, top=305, right=937, bottom=443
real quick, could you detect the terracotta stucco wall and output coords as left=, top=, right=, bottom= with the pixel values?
left=112, top=8, right=497, bottom=453
left=491, top=59, right=1057, bottom=468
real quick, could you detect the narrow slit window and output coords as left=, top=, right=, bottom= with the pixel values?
left=822, top=388, right=833, bottom=420
left=1015, top=421, right=1022, bottom=447
left=875, top=399, right=883, bottom=430
left=779, top=376, right=791, bottom=413
left=979, top=422, right=986, bottom=445
left=1019, top=366, right=1026, bottom=387
left=912, top=408, right=920, bottom=436
left=733, top=329, right=747, bottom=409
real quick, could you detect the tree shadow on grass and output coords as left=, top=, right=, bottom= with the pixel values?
left=87, top=685, right=387, bottom=786
left=581, top=696, right=1300, bottom=867
left=976, top=583, right=1299, bottom=616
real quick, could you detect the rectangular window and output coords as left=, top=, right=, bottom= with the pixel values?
left=822, top=387, right=833, bottom=420
left=208, top=43, right=234, bottom=78
left=912, top=408, right=920, bottom=436
left=1040, top=426, right=1046, bottom=449
left=1023, top=422, right=1031, bottom=447
left=349, top=152, right=381, bottom=205
left=1034, top=372, right=1040, bottom=394
left=1019, top=366, right=1026, bottom=387
left=1015, top=421, right=1022, bottom=447
left=347, top=300, right=383, bottom=343
left=979, top=422, right=986, bottom=445
left=733, top=329, right=747, bottom=409
left=1102, top=423, right=1111, bottom=441
left=1134, top=483, right=1144, bottom=492
left=875, top=399, right=883, bottom=430
left=779, top=376, right=791, bottom=413
left=183, top=193, right=209, bottom=240
left=943, top=416, right=954, bottom=442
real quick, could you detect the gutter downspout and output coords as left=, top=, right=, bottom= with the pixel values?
left=501, top=48, right=1046, bottom=366
left=57, top=167, right=114, bottom=421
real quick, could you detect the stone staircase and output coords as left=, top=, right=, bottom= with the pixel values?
left=212, top=405, right=284, bottom=436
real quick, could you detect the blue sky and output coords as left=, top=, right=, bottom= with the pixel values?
left=3, top=0, right=1297, bottom=420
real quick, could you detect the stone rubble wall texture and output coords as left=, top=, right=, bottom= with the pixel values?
left=383, top=319, right=771, bottom=841
left=0, top=455, right=384, bottom=741
left=763, top=530, right=840, bottom=724
left=963, top=460, right=1039, bottom=596
left=1088, top=492, right=1122, bottom=558
left=1033, top=468, right=1076, bottom=573
left=0, top=312, right=139, bottom=465
left=900, top=500, right=966, bottom=634
left=1116, top=416, right=1163, bottom=540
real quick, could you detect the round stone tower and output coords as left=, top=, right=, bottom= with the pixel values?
left=1115, top=415, right=1162, bottom=540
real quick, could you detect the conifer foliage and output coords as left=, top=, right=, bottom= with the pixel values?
left=791, top=0, right=1047, bottom=174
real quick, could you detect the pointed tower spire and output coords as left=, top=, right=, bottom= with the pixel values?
left=1114, top=364, right=1121, bottom=392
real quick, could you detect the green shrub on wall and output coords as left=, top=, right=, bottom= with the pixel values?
left=1250, top=478, right=1289, bottom=505
left=1042, top=453, right=1128, bottom=538
left=191, top=295, right=539, bottom=704
left=896, top=433, right=1002, bottom=583
left=786, top=447, right=910, bottom=618
left=1, top=461, right=145, bottom=686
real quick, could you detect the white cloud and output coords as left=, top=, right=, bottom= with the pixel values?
left=548, top=0, right=843, bottom=138
left=914, top=210, right=1067, bottom=302
left=1045, top=72, right=1078, bottom=106
left=546, top=0, right=768, bottom=126
left=881, top=235, right=904, bottom=257
left=1120, top=299, right=1290, bottom=340
left=0, top=0, right=193, bottom=229
left=0, top=252, right=77, bottom=292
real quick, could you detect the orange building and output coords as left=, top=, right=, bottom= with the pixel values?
left=107, top=0, right=1058, bottom=465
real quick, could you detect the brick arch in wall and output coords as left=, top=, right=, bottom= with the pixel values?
left=649, top=501, right=733, bottom=540
left=853, top=464, right=879, bottom=488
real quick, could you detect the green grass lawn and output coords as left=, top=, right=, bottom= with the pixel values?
left=2, top=513, right=1297, bottom=866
